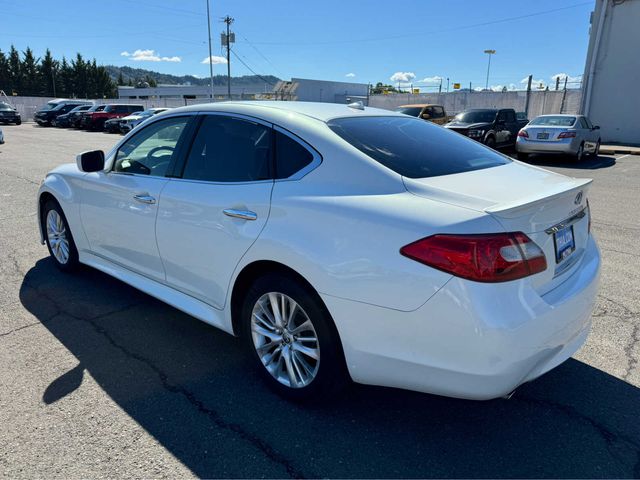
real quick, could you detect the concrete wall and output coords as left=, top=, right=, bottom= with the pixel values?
left=292, top=78, right=369, bottom=103
left=581, top=0, right=640, bottom=145
left=369, top=89, right=582, bottom=117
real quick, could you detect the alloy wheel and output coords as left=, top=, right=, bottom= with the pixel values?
left=251, top=292, right=320, bottom=388
left=46, top=209, right=70, bottom=264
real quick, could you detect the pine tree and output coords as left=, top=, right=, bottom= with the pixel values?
left=58, top=57, right=73, bottom=97
left=0, top=49, right=10, bottom=94
left=117, top=71, right=124, bottom=86
left=21, top=47, right=40, bottom=95
left=39, top=49, right=58, bottom=97
left=71, top=53, right=87, bottom=97
left=8, top=45, right=22, bottom=95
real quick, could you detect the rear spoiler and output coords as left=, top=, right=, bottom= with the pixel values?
left=484, top=178, right=592, bottom=218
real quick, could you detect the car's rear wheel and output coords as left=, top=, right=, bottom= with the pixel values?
left=15, top=120, right=21, bottom=125
left=592, top=139, right=601, bottom=157
left=43, top=200, right=79, bottom=271
left=574, top=142, right=585, bottom=162
left=241, top=273, right=349, bottom=401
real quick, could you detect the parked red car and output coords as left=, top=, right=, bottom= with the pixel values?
left=81, top=104, right=144, bottom=131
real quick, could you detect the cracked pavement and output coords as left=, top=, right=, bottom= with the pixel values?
left=0, top=124, right=639, bottom=478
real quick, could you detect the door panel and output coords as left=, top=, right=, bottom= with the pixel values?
left=156, top=180, right=273, bottom=308
left=80, top=172, right=168, bottom=280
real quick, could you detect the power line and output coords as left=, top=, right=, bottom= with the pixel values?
left=236, top=31, right=286, bottom=78
left=230, top=48, right=276, bottom=86
left=236, top=2, right=592, bottom=46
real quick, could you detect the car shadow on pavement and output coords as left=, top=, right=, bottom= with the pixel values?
left=20, top=258, right=640, bottom=478
left=523, top=154, right=617, bottom=170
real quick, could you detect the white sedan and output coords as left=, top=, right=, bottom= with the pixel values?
left=37, top=102, right=600, bottom=401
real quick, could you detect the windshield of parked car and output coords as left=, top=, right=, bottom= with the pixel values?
left=394, top=106, right=422, bottom=117
left=328, top=116, right=511, bottom=179
left=453, top=110, right=497, bottom=124
left=38, top=102, right=59, bottom=111
left=529, top=116, right=576, bottom=127
left=0, top=102, right=14, bottom=111
left=87, top=105, right=106, bottom=112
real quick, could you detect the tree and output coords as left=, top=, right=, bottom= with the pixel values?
left=8, top=45, right=22, bottom=95
left=21, top=47, right=40, bottom=95
left=39, top=49, right=58, bottom=96
left=117, top=71, right=124, bottom=86
left=0, top=49, right=10, bottom=93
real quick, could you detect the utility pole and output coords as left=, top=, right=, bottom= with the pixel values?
left=222, top=15, right=234, bottom=100
left=206, top=0, right=214, bottom=101
left=51, top=65, right=56, bottom=97
left=446, top=77, right=450, bottom=93
left=484, top=49, right=496, bottom=90
left=438, top=78, right=442, bottom=93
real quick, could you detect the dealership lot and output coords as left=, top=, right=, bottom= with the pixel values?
left=0, top=124, right=639, bottom=478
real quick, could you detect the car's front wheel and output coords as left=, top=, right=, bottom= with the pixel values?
left=242, top=273, right=349, bottom=401
left=42, top=200, right=79, bottom=271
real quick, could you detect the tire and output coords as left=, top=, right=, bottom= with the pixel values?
left=592, top=139, right=601, bottom=157
left=241, top=272, right=349, bottom=401
left=574, top=142, right=585, bottom=162
left=42, top=200, right=79, bottom=272
left=484, top=136, right=496, bottom=149
left=15, top=120, right=21, bottom=125
left=517, top=152, right=529, bottom=161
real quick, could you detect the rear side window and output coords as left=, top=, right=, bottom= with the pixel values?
left=275, top=131, right=314, bottom=179
left=432, top=106, right=444, bottom=118
left=182, top=115, right=272, bottom=182
left=328, top=116, right=510, bottom=179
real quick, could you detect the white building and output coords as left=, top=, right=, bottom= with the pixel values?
left=581, top=0, right=640, bottom=145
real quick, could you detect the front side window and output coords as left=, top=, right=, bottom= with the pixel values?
left=579, top=118, right=589, bottom=129
left=114, top=116, right=189, bottom=176
left=328, top=116, right=510, bottom=179
left=181, top=115, right=272, bottom=182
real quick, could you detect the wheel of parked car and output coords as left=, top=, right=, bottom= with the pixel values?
left=42, top=200, right=79, bottom=271
left=15, top=119, right=21, bottom=125
left=242, top=272, right=349, bottom=400
left=575, top=142, right=585, bottom=162
left=485, top=136, right=496, bottom=149
left=592, top=139, right=601, bottom=157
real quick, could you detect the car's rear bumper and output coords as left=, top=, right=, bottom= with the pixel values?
left=323, top=235, right=600, bottom=400
left=516, top=137, right=580, bottom=154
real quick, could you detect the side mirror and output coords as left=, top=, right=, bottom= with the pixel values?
left=593, top=125, right=600, bottom=130
left=421, top=113, right=431, bottom=119
left=76, top=150, right=105, bottom=172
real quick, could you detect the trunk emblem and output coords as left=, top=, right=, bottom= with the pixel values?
left=574, top=192, right=583, bottom=205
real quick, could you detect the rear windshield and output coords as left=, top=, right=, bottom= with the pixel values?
left=529, top=116, right=576, bottom=127
left=394, top=106, right=422, bottom=117
left=328, top=116, right=510, bottom=179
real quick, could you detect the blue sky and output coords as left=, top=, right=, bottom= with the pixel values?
left=1, top=0, right=593, bottom=90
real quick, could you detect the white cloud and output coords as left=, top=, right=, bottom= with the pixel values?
left=390, top=71, right=416, bottom=84
left=345, top=72, right=356, bottom=78
left=420, top=75, right=443, bottom=86
left=201, top=55, right=228, bottom=65
left=521, top=77, right=546, bottom=89
left=551, top=73, right=582, bottom=84
left=123, top=49, right=181, bottom=62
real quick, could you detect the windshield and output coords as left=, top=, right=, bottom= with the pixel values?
left=328, top=116, right=510, bottom=179
left=0, top=102, right=14, bottom=111
left=453, top=110, right=497, bottom=124
left=88, top=105, right=106, bottom=112
left=38, top=102, right=59, bottom=111
left=394, top=106, right=422, bottom=117
left=529, top=116, right=576, bottom=127
left=70, top=105, right=89, bottom=112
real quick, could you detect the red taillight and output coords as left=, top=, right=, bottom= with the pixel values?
left=557, top=131, right=577, bottom=138
left=400, top=233, right=547, bottom=282
left=517, top=129, right=529, bottom=138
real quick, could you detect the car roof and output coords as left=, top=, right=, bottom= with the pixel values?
left=535, top=114, right=579, bottom=117
left=165, top=101, right=404, bottom=123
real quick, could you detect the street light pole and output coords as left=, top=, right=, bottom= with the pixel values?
left=206, top=0, right=214, bottom=101
left=484, top=49, right=496, bottom=91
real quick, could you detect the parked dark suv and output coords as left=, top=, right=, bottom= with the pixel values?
left=54, top=104, right=93, bottom=128
left=444, top=108, right=528, bottom=149
left=34, top=100, right=92, bottom=126
left=0, top=102, right=21, bottom=125
left=81, top=104, right=144, bottom=131
left=73, top=104, right=107, bottom=128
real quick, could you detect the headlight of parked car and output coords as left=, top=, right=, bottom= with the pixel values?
left=468, top=129, right=485, bottom=138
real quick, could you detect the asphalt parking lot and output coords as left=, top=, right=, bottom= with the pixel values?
left=0, top=123, right=639, bottom=478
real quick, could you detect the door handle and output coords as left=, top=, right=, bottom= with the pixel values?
left=133, top=193, right=156, bottom=204
left=223, top=209, right=257, bottom=221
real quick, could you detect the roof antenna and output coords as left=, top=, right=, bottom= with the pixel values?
left=347, top=100, right=365, bottom=110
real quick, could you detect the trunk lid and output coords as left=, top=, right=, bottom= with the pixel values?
left=524, top=126, right=573, bottom=142
left=403, top=162, right=592, bottom=294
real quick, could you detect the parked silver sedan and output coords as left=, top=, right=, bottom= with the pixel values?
left=516, top=114, right=601, bottom=161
